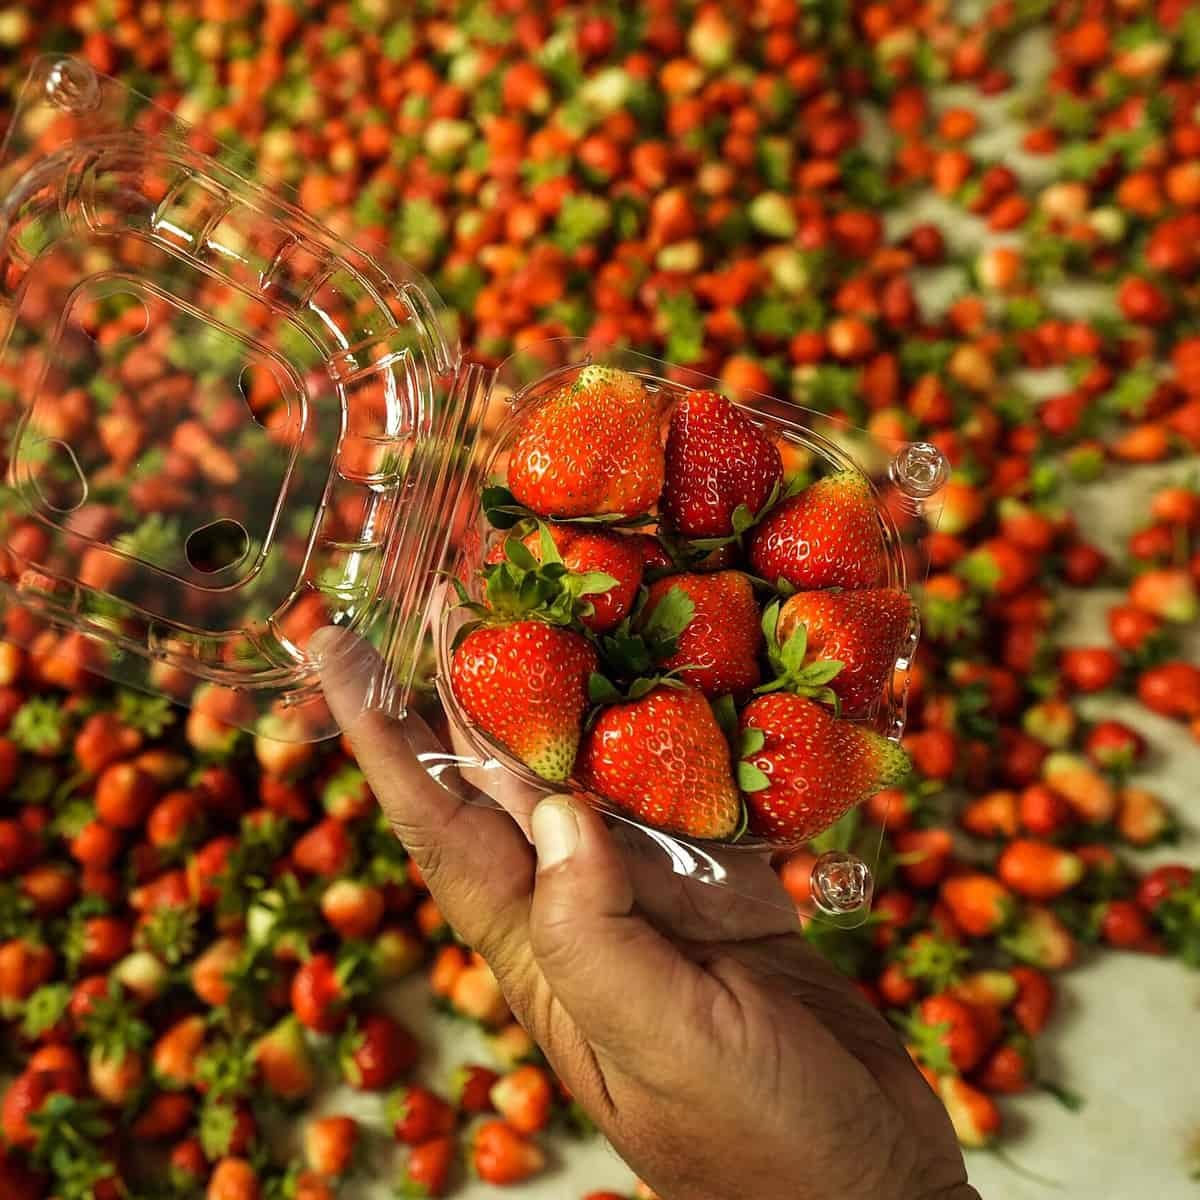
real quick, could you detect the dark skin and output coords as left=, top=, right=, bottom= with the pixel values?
left=315, top=628, right=979, bottom=1200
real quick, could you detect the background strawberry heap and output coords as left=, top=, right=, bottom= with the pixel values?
left=1, top=0, right=1200, bottom=1196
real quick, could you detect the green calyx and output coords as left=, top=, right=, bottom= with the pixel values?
left=452, top=522, right=617, bottom=636
left=481, top=484, right=650, bottom=530
left=681, top=473, right=806, bottom=554
left=736, top=725, right=770, bottom=794
left=595, top=582, right=695, bottom=679
left=755, top=600, right=844, bottom=709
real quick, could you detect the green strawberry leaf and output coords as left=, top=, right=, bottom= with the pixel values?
left=737, top=760, right=771, bottom=793
left=730, top=801, right=750, bottom=843
left=739, top=727, right=765, bottom=757
left=640, top=585, right=695, bottom=654
left=628, top=676, right=659, bottom=700
left=481, top=485, right=530, bottom=530
left=710, top=694, right=738, bottom=739
left=588, top=673, right=623, bottom=704
left=731, top=503, right=757, bottom=535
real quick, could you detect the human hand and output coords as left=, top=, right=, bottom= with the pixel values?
left=314, top=629, right=977, bottom=1200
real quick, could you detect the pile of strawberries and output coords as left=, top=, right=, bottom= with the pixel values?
left=2, top=0, right=1200, bottom=1194
left=449, top=366, right=913, bottom=845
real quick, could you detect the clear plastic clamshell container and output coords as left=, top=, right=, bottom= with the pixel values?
left=0, top=60, right=947, bottom=922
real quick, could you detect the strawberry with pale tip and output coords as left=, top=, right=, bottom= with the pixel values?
left=997, top=840, right=1085, bottom=900
left=738, top=693, right=909, bottom=843
left=451, top=619, right=597, bottom=783
left=304, top=1115, right=359, bottom=1178
left=1129, top=567, right=1198, bottom=623
left=490, top=1064, right=554, bottom=1134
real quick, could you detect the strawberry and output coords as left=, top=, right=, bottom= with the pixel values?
left=453, top=1064, right=500, bottom=1114
left=1042, top=752, right=1117, bottom=824
left=1136, top=660, right=1200, bottom=718
left=1097, top=899, right=1153, bottom=950
left=450, top=620, right=597, bottom=782
left=130, top=1091, right=193, bottom=1140
left=661, top=388, right=783, bottom=537
left=641, top=572, right=762, bottom=698
left=1116, top=785, right=1174, bottom=845
left=2, top=1069, right=80, bottom=1148
left=449, top=958, right=510, bottom=1026
left=390, top=1086, right=457, bottom=1144
left=911, top=993, right=989, bottom=1072
left=207, top=1158, right=260, bottom=1200
left=471, top=1119, right=545, bottom=1185
left=95, top=762, right=158, bottom=829
left=152, top=1015, right=206, bottom=1088
left=773, top=587, right=912, bottom=715
left=484, top=524, right=644, bottom=633
left=490, top=1065, right=553, bottom=1134
left=576, top=685, right=740, bottom=838
left=321, top=880, right=385, bottom=940
left=960, top=790, right=1019, bottom=838
left=749, top=470, right=884, bottom=590
left=939, top=875, right=1014, bottom=937
left=304, top=1115, right=358, bottom=1177
left=507, top=366, right=665, bottom=518
left=342, top=1012, right=419, bottom=1091
left=1008, top=960, right=1056, bottom=1036
left=1084, top=720, right=1145, bottom=772
left=1129, top=567, right=1198, bottom=623
left=321, top=763, right=373, bottom=822
left=938, top=1075, right=1001, bottom=1148
left=292, top=818, right=353, bottom=877
left=0, top=939, right=54, bottom=1002
left=893, top=827, right=954, bottom=888
left=975, top=1038, right=1035, bottom=1095
left=74, top=712, right=142, bottom=775
left=997, top=840, right=1085, bottom=899
left=191, top=936, right=242, bottom=1007
left=402, top=1136, right=455, bottom=1197
left=253, top=1016, right=316, bottom=1099
left=1018, top=783, right=1071, bottom=836
left=1136, top=864, right=1193, bottom=913
left=147, top=790, right=206, bottom=851
left=486, top=1022, right=538, bottom=1069
left=738, top=693, right=909, bottom=843
left=1001, top=906, right=1076, bottom=970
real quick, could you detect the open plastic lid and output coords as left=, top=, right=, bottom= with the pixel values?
left=0, top=57, right=480, bottom=743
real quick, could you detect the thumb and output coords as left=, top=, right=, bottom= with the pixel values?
left=527, top=795, right=717, bottom=1072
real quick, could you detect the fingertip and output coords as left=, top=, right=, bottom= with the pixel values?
left=530, top=795, right=581, bottom=872
left=311, top=626, right=386, bottom=730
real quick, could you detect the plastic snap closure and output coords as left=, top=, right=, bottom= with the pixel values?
left=45, top=59, right=101, bottom=113
left=889, top=442, right=949, bottom=499
left=185, top=520, right=250, bottom=574
left=811, top=851, right=873, bottom=915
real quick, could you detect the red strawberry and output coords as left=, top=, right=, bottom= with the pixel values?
left=95, top=763, right=158, bottom=829
left=490, top=1065, right=553, bottom=1134
left=152, top=1015, right=206, bottom=1088
left=290, top=954, right=351, bottom=1033
left=1010, top=965, right=1055, bottom=1035
left=661, top=388, right=783, bottom=537
left=1001, top=906, right=1076, bottom=970
left=738, top=693, right=910, bottom=843
left=507, top=366, right=665, bottom=518
left=471, top=1119, right=545, bottom=1185
left=402, top=1136, right=455, bottom=1197
left=0, top=939, right=54, bottom=1002
left=749, top=470, right=884, bottom=590
left=642, top=572, right=762, bottom=698
left=2, top=1068, right=80, bottom=1148
left=253, top=1017, right=316, bottom=1099
left=939, top=1075, right=1001, bottom=1148
left=342, top=1013, right=419, bottom=1091
left=774, top=587, right=913, bottom=715
left=485, top=524, right=644, bottom=633
left=453, top=1064, right=500, bottom=1114
left=131, top=1091, right=193, bottom=1140
left=74, top=712, right=141, bottom=774
left=939, top=875, right=1014, bottom=937
left=450, top=620, right=597, bottom=782
left=304, top=1115, right=358, bottom=1177
left=576, top=685, right=741, bottom=839
left=996, top=840, right=1085, bottom=899
left=321, top=880, right=385, bottom=940
left=292, top=818, right=353, bottom=877
left=390, top=1086, right=457, bottom=1144
left=975, top=1038, right=1034, bottom=1095
left=208, top=1158, right=261, bottom=1200
left=912, top=993, right=989, bottom=1072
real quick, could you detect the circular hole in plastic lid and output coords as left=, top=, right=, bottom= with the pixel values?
left=29, top=439, right=87, bottom=514
left=185, top=520, right=249, bottom=574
